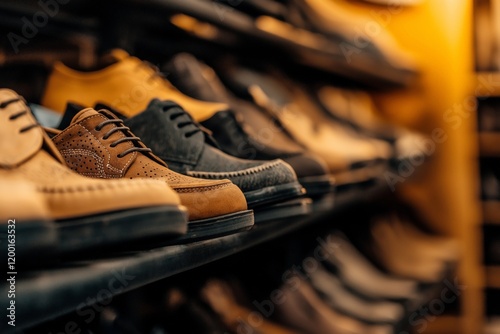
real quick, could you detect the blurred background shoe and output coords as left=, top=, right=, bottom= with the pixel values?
left=321, top=233, right=420, bottom=301
left=41, top=49, right=228, bottom=120
left=273, top=274, right=392, bottom=334
left=200, top=278, right=300, bottom=334
left=308, top=264, right=405, bottom=324
left=166, top=53, right=334, bottom=197
left=215, top=63, right=392, bottom=187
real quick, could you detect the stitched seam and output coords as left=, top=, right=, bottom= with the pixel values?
left=35, top=180, right=161, bottom=193
left=78, top=123, right=125, bottom=175
left=60, top=149, right=106, bottom=178
left=55, top=117, right=135, bottom=177
left=187, top=161, right=282, bottom=179
left=52, top=114, right=104, bottom=141
left=173, top=183, right=230, bottom=193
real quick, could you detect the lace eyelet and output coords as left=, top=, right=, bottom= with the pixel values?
left=116, top=154, right=123, bottom=158
left=103, top=135, right=109, bottom=140
left=110, top=143, right=116, bottom=148
left=95, top=126, right=102, bottom=131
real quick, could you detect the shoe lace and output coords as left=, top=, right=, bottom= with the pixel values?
left=161, top=102, right=203, bottom=138
left=94, top=118, right=152, bottom=158
left=2, top=98, right=40, bottom=133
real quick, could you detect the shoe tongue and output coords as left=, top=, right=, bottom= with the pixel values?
left=60, top=103, right=124, bottom=130
left=71, top=107, right=103, bottom=124
left=94, top=102, right=128, bottom=120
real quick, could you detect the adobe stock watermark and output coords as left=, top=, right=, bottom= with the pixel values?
left=7, top=0, right=70, bottom=54
left=399, top=277, right=466, bottom=334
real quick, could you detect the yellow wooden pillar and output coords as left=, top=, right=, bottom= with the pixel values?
left=330, top=1, right=482, bottom=332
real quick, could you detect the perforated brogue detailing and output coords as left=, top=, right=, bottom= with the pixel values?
left=52, top=113, right=140, bottom=178
left=127, top=156, right=185, bottom=183
left=127, top=156, right=230, bottom=191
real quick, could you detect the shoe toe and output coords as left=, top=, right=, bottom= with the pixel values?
left=44, top=178, right=181, bottom=220
left=228, top=159, right=299, bottom=193
left=174, top=179, right=248, bottom=221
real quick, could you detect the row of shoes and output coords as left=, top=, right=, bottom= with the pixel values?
left=1, top=48, right=421, bottom=259
left=34, top=211, right=456, bottom=334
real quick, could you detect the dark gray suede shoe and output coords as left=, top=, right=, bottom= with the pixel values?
left=63, top=100, right=305, bottom=209
left=165, top=53, right=334, bottom=197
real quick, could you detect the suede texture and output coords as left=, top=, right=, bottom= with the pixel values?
left=0, top=179, right=50, bottom=221
left=124, top=99, right=300, bottom=193
left=165, top=54, right=331, bottom=179
left=41, top=49, right=228, bottom=121
left=0, top=90, right=181, bottom=220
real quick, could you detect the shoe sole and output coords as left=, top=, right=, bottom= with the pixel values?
left=254, top=198, right=313, bottom=223
left=298, top=175, right=336, bottom=197
left=56, top=205, right=188, bottom=253
left=174, top=210, right=255, bottom=242
left=244, top=182, right=306, bottom=208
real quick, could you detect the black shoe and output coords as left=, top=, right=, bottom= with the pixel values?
left=211, top=62, right=392, bottom=187
left=61, top=101, right=305, bottom=210
left=166, top=53, right=334, bottom=197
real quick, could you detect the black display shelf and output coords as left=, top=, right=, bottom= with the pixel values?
left=1, top=181, right=386, bottom=333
